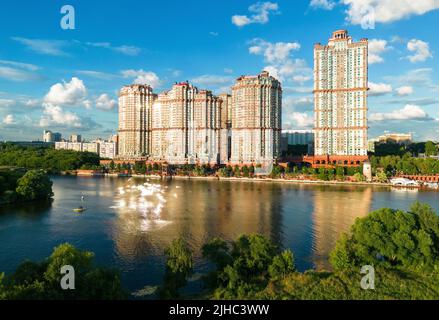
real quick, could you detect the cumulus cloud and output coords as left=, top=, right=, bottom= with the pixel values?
left=232, top=2, right=279, bottom=27
left=44, top=77, right=87, bottom=106
left=2, top=114, right=15, bottom=125
left=121, top=69, right=161, bottom=88
left=39, top=104, right=83, bottom=127
left=249, top=38, right=300, bottom=64
left=286, top=112, right=314, bottom=128
left=342, top=0, right=439, bottom=25
left=370, top=104, right=432, bottom=121
left=95, top=94, right=117, bottom=110
left=284, top=96, right=313, bottom=112
left=368, top=82, right=392, bottom=96
left=406, top=39, right=432, bottom=62
left=310, top=0, right=336, bottom=10
left=248, top=38, right=310, bottom=84
left=396, top=86, right=413, bottom=96
left=368, top=39, right=389, bottom=64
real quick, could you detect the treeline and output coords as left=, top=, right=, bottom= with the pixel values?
left=0, top=168, right=53, bottom=205
left=2, top=202, right=438, bottom=300
left=370, top=154, right=439, bottom=175
left=0, top=143, right=100, bottom=173
left=159, top=202, right=439, bottom=300
left=374, top=141, right=438, bottom=157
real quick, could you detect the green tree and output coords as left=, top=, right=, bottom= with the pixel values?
left=268, top=250, right=295, bottom=279
left=425, top=141, right=438, bottom=156
left=15, top=170, right=53, bottom=202
left=159, top=239, right=193, bottom=299
left=0, top=243, right=126, bottom=300
left=330, top=202, right=439, bottom=273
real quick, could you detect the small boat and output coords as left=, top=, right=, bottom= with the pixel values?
left=73, top=196, right=86, bottom=212
left=73, top=206, right=86, bottom=213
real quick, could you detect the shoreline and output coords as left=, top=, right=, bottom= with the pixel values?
left=101, top=172, right=394, bottom=187
left=59, top=172, right=438, bottom=190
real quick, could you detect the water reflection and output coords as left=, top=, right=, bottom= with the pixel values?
left=110, top=179, right=284, bottom=263
left=311, top=186, right=372, bottom=269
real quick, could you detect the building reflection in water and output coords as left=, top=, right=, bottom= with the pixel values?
left=311, top=186, right=372, bottom=270
left=110, top=179, right=284, bottom=264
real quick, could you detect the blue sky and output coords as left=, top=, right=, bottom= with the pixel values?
left=0, top=0, right=438, bottom=142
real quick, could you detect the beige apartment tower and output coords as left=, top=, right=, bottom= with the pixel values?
left=314, top=30, right=368, bottom=158
left=118, top=85, right=156, bottom=158
left=230, top=71, right=282, bottom=164
left=151, top=82, right=224, bottom=164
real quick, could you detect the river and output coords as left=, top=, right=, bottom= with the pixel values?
left=0, top=176, right=438, bottom=295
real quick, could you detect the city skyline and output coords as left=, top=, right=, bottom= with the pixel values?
left=1, top=1, right=439, bottom=142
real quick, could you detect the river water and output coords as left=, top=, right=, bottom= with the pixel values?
left=0, top=176, right=437, bottom=295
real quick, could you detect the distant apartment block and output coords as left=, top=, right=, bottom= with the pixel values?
left=55, top=138, right=118, bottom=159
left=117, top=71, right=282, bottom=165
left=314, top=30, right=368, bottom=158
left=230, top=71, right=282, bottom=164
left=43, top=130, right=62, bottom=143
left=70, top=134, right=82, bottom=143
left=281, top=130, right=314, bottom=155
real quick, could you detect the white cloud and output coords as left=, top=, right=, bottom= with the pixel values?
left=44, top=77, right=87, bottom=106
left=95, top=94, right=117, bottom=110
left=12, top=37, right=68, bottom=56
left=232, top=2, right=279, bottom=27
left=0, top=60, right=40, bottom=71
left=342, top=0, right=439, bottom=25
left=292, top=75, right=311, bottom=84
left=121, top=69, right=161, bottom=88
left=369, top=82, right=392, bottom=96
left=287, top=112, right=314, bottom=128
left=370, top=104, right=432, bottom=121
left=86, top=42, right=141, bottom=56
left=284, top=96, right=313, bottom=111
left=249, top=39, right=300, bottom=64
left=2, top=114, right=15, bottom=125
left=39, top=104, right=82, bottom=128
left=406, top=39, right=432, bottom=63
left=191, top=75, right=233, bottom=87
left=310, top=0, right=336, bottom=10
left=209, top=32, right=219, bottom=36
left=224, top=68, right=234, bottom=74
left=396, top=86, right=413, bottom=96
left=0, top=66, right=41, bottom=82
left=368, top=39, right=389, bottom=64
left=0, top=99, right=16, bottom=108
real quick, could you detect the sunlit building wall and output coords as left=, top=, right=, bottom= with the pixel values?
left=314, top=30, right=368, bottom=157
left=230, top=71, right=282, bottom=164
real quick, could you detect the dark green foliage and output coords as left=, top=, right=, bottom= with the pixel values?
left=16, top=170, right=53, bottom=202
left=0, top=243, right=126, bottom=300
left=158, top=239, right=194, bottom=299
left=370, top=154, right=439, bottom=175
left=330, top=202, right=439, bottom=273
left=201, top=234, right=294, bottom=299
left=0, top=143, right=100, bottom=173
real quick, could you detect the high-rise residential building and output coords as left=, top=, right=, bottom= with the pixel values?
left=43, top=130, right=62, bottom=143
left=151, top=82, right=224, bottom=164
left=70, top=134, right=82, bottom=143
left=218, top=93, right=232, bottom=161
left=118, top=85, right=156, bottom=158
left=314, top=30, right=368, bottom=159
left=230, top=71, right=282, bottom=165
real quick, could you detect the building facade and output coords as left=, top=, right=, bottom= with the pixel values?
left=281, top=130, right=314, bottom=155
left=43, top=130, right=62, bottom=143
left=118, top=85, right=156, bottom=158
left=150, top=82, right=224, bottom=164
left=230, top=71, right=282, bottom=165
left=314, top=30, right=368, bottom=158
